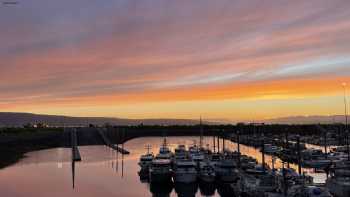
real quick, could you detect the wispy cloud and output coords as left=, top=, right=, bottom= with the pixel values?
left=1, top=0, right=350, bottom=118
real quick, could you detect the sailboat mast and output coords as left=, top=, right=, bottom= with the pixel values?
left=199, top=116, right=203, bottom=149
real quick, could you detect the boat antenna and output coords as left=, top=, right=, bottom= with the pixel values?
left=145, top=144, right=152, bottom=154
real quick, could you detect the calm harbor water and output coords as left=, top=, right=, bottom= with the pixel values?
left=0, top=136, right=326, bottom=197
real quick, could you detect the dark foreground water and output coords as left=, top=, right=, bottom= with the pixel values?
left=0, top=137, right=326, bottom=197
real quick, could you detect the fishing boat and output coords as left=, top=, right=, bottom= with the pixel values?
left=173, top=159, right=197, bottom=183
left=239, top=172, right=277, bottom=197
left=189, top=144, right=205, bottom=163
left=275, top=167, right=313, bottom=194
left=149, top=158, right=172, bottom=183
left=303, top=159, right=332, bottom=169
left=326, top=161, right=350, bottom=197
left=138, top=145, right=154, bottom=169
left=198, top=162, right=216, bottom=183
left=215, top=159, right=239, bottom=183
left=174, top=144, right=187, bottom=158
left=209, top=153, right=221, bottom=168
left=263, top=144, right=281, bottom=154
left=156, top=138, right=173, bottom=160
left=287, top=185, right=333, bottom=197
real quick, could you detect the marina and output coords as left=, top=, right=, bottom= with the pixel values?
left=0, top=136, right=334, bottom=197
left=2, top=1, right=350, bottom=196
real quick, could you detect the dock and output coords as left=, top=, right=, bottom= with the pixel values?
left=70, top=128, right=81, bottom=161
left=97, top=129, right=130, bottom=154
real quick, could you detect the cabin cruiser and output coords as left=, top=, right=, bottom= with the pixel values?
left=173, top=159, right=197, bottom=183
left=326, top=160, right=350, bottom=197
left=209, top=153, right=221, bottom=168
left=138, top=153, right=154, bottom=179
left=240, top=155, right=258, bottom=171
left=174, top=182, right=198, bottom=197
left=174, top=144, right=187, bottom=160
left=215, top=159, right=239, bottom=183
left=275, top=167, right=313, bottom=193
left=156, top=139, right=173, bottom=160
left=245, top=164, right=270, bottom=175
left=138, top=153, right=154, bottom=169
left=327, top=152, right=348, bottom=162
left=286, top=185, right=333, bottom=197
left=331, top=146, right=349, bottom=153
left=188, top=145, right=205, bottom=162
left=263, top=144, right=281, bottom=154
left=302, top=149, right=325, bottom=160
left=198, top=162, right=216, bottom=183
left=302, top=149, right=332, bottom=169
left=239, top=172, right=277, bottom=197
left=303, top=159, right=332, bottom=169
left=149, top=158, right=172, bottom=183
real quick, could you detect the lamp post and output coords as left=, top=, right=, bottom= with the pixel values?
left=342, top=83, right=348, bottom=130
left=342, top=83, right=350, bottom=161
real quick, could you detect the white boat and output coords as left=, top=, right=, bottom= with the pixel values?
left=285, top=185, right=333, bottom=197
left=276, top=167, right=313, bottom=192
left=239, top=173, right=277, bottom=196
left=327, top=152, right=348, bottom=162
left=331, top=146, right=349, bottom=153
left=156, top=139, right=173, bottom=160
left=326, top=161, right=350, bottom=197
left=149, top=158, right=172, bottom=183
left=138, top=145, right=154, bottom=169
left=138, top=153, right=154, bottom=169
left=209, top=153, right=221, bottom=168
left=301, top=148, right=324, bottom=160
left=199, top=162, right=216, bottom=183
left=303, top=159, right=332, bottom=169
left=189, top=144, right=205, bottom=162
left=245, top=164, right=269, bottom=175
left=215, top=159, right=239, bottom=183
left=263, top=144, right=281, bottom=154
left=302, top=186, right=333, bottom=197
left=174, top=144, right=187, bottom=160
left=173, top=159, right=197, bottom=183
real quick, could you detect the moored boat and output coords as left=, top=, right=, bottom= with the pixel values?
left=198, top=162, right=216, bottom=183
left=149, top=158, right=172, bottom=183
left=173, top=159, right=197, bottom=183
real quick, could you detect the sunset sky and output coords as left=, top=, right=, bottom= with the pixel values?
left=1, top=0, right=350, bottom=122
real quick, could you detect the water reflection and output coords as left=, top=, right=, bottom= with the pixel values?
left=0, top=136, right=328, bottom=197
left=217, top=183, right=236, bottom=197
left=71, top=161, right=75, bottom=189
left=199, top=181, right=216, bottom=196
left=150, top=182, right=174, bottom=197
left=174, top=182, right=198, bottom=197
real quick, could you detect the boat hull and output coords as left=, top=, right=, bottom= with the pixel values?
left=149, top=172, right=172, bottom=183
left=174, top=172, right=197, bottom=183
left=326, top=178, right=350, bottom=197
left=217, top=174, right=238, bottom=183
left=199, top=174, right=216, bottom=183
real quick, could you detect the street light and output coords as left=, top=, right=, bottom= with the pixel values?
left=342, top=82, right=350, bottom=161
left=342, top=82, right=348, bottom=129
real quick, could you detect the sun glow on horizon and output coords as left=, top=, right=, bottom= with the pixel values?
left=1, top=1, right=350, bottom=120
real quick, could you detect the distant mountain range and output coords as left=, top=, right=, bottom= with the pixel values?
left=0, top=112, right=202, bottom=127
left=265, top=115, right=348, bottom=124
left=0, top=112, right=348, bottom=127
